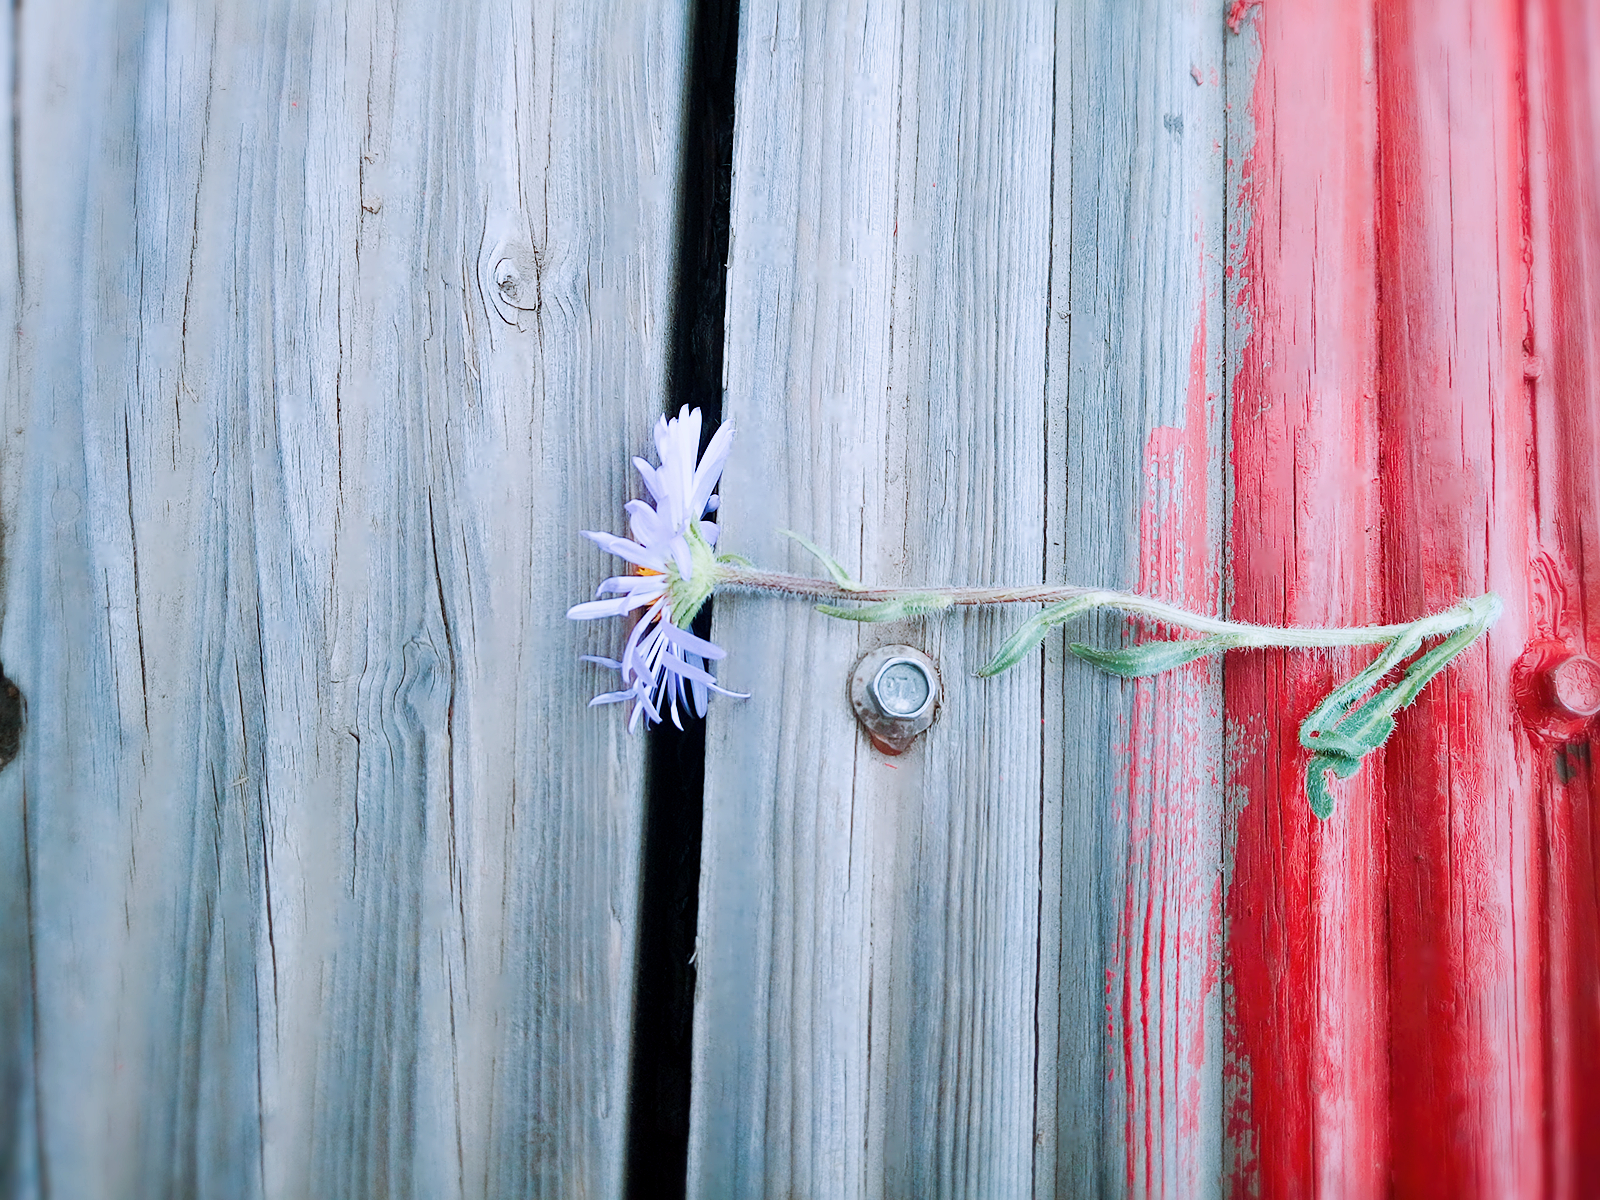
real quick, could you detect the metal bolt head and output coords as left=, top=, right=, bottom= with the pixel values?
left=1549, top=654, right=1600, bottom=718
left=851, top=645, right=940, bottom=755
left=870, top=657, right=936, bottom=720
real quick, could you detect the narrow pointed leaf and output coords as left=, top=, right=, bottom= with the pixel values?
left=976, top=596, right=1102, bottom=677
left=1069, top=634, right=1238, bottom=679
left=1305, top=758, right=1340, bottom=820
left=815, top=594, right=953, bottom=623
left=1298, top=627, right=1426, bottom=750
left=778, top=529, right=865, bottom=591
left=1297, top=597, right=1500, bottom=819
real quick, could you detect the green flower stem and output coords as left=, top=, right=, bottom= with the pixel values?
left=717, top=565, right=1479, bottom=651
left=717, top=561, right=1500, bottom=819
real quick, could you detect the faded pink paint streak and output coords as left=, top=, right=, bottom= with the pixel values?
left=1112, top=287, right=1222, bottom=1194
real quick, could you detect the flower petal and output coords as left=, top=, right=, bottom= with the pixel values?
left=594, top=574, right=666, bottom=598
left=567, top=596, right=635, bottom=620
left=659, top=621, right=727, bottom=660
left=689, top=422, right=735, bottom=517
left=668, top=534, right=693, bottom=579
left=658, top=653, right=720, bottom=687
left=567, top=587, right=662, bottom=620
left=582, top=529, right=668, bottom=572
left=625, top=499, right=669, bottom=546
left=620, top=599, right=667, bottom=673
left=632, top=682, right=662, bottom=728
left=633, top=457, right=666, bottom=505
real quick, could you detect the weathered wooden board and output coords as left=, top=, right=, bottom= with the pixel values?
left=1527, top=2, right=1600, bottom=1192
left=1221, top=4, right=1390, bottom=1195
left=0, top=2, right=689, bottom=1196
left=1224, top=0, right=1600, bottom=1195
left=1375, top=2, right=1540, bottom=1193
left=1043, top=2, right=1225, bottom=1195
left=690, top=1, right=1225, bottom=1195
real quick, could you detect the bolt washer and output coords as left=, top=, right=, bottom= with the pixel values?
left=850, top=644, right=941, bottom=755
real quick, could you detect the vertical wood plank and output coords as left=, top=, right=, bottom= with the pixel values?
left=1527, top=2, right=1600, bottom=1192
left=1221, top=3, right=1389, bottom=1196
left=1043, top=2, right=1226, bottom=1197
left=0, top=8, right=26, bottom=1195
left=691, top=1, right=1226, bottom=1194
left=1374, top=3, right=1540, bottom=1195
left=0, top=2, right=690, bottom=1196
left=689, top=2, right=1054, bottom=1195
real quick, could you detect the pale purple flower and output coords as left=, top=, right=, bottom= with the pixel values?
left=569, top=406, right=747, bottom=730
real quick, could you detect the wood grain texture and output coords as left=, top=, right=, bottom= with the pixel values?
left=1224, top=0, right=1600, bottom=1195
left=1374, top=3, right=1541, bottom=1194
left=1221, top=4, right=1389, bottom=1196
left=1043, top=2, right=1225, bottom=1197
left=0, top=2, right=689, bottom=1196
left=690, top=2, right=1052, bottom=1195
left=689, top=1, right=1225, bottom=1195
left=1527, top=1, right=1600, bottom=1192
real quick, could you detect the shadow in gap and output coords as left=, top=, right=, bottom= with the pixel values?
left=624, top=0, right=738, bottom=1192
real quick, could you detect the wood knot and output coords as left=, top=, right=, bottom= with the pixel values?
left=483, top=237, right=542, bottom=329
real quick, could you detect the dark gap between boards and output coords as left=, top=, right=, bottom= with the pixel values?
left=624, top=0, right=738, bottom=1194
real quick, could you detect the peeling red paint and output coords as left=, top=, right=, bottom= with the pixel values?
left=1226, top=1, right=1261, bottom=37
left=1523, top=1, right=1600, bottom=1194
left=1112, top=283, right=1221, bottom=1195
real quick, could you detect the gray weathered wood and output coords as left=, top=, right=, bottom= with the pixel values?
left=690, top=0, right=1226, bottom=1196
left=1042, top=1, right=1226, bottom=1194
left=691, top=1, right=1053, bottom=1194
left=0, top=2, right=689, bottom=1195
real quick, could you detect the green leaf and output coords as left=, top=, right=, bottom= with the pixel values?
left=715, top=552, right=755, bottom=567
left=1305, top=758, right=1341, bottom=820
left=1297, top=604, right=1496, bottom=820
left=1068, top=634, right=1238, bottom=679
left=777, top=530, right=866, bottom=591
left=976, top=597, right=1102, bottom=677
left=815, top=594, right=953, bottom=623
left=1297, top=626, right=1424, bottom=754
left=1302, top=708, right=1395, bottom=762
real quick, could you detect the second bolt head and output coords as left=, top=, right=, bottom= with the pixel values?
left=1549, top=654, right=1600, bottom=718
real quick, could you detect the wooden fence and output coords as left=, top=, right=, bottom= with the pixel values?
left=1, top=1, right=1597, bottom=1197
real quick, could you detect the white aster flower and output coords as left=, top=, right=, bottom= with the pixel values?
left=568, top=406, right=748, bottom=730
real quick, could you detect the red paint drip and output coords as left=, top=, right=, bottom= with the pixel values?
left=1112, top=286, right=1221, bottom=1195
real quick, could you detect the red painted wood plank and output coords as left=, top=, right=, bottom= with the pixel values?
left=1223, top=3, right=1388, bottom=1196
left=1225, top=0, right=1600, bottom=1195
left=1526, top=1, right=1600, bottom=1194
left=1375, top=2, right=1539, bottom=1194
